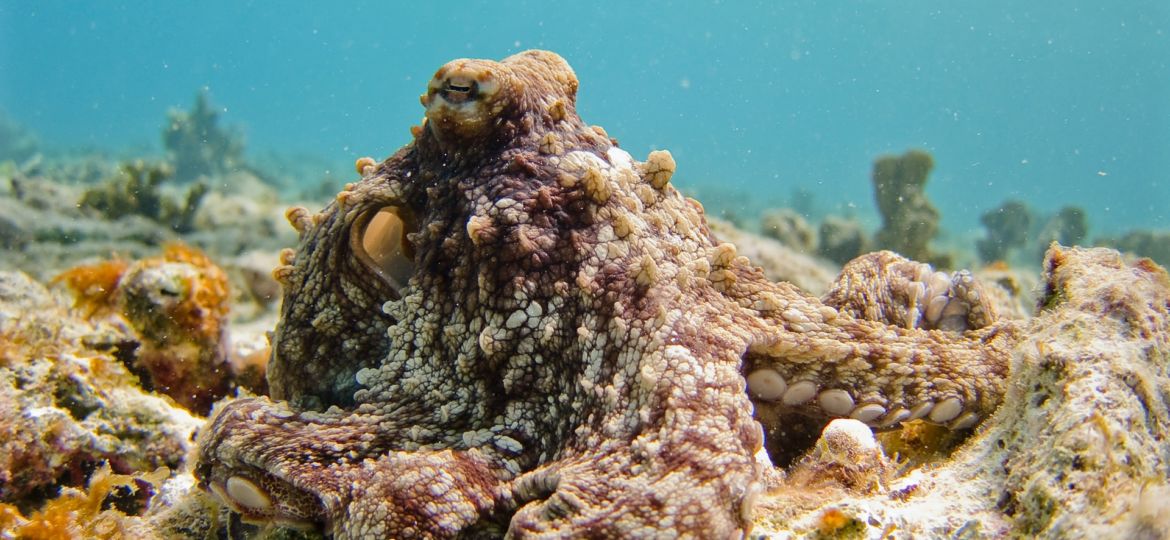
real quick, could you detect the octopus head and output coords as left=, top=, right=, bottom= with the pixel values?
left=421, top=50, right=580, bottom=148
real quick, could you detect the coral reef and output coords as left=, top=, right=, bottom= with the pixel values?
left=978, top=200, right=1091, bottom=267
left=0, top=153, right=298, bottom=285
left=871, top=149, right=950, bottom=267
left=754, top=246, right=1170, bottom=537
left=1035, top=206, right=1088, bottom=254
left=709, top=217, right=840, bottom=295
left=0, top=243, right=278, bottom=536
left=183, top=171, right=299, bottom=256
left=0, top=158, right=172, bottom=272
left=0, top=464, right=168, bottom=539
left=163, top=91, right=245, bottom=183
left=987, top=248, right=1169, bottom=537
left=1029, top=205, right=1091, bottom=265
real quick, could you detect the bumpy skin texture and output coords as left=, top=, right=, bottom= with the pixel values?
left=195, top=51, right=1019, bottom=538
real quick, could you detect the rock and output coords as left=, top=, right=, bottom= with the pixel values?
left=0, top=271, right=201, bottom=508
left=708, top=217, right=839, bottom=295
left=818, top=215, right=869, bottom=266
left=760, top=208, right=816, bottom=253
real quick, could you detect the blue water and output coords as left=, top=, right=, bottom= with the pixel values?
left=2, top=1, right=1167, bottom=236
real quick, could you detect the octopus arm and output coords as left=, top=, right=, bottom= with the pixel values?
left=196, top=397, right=510, bottom=538
left=506, top=327, right=766, bottom=537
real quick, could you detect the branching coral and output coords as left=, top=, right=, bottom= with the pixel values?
left=0, top=108, right=39, bottom=164
left=871, top=150, right=949, bottom=267
left=162, top=91, right=245, bottom=183
left=977, top=199, right=1034, bottom=264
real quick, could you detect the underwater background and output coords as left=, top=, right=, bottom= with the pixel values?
left=1, top=1, right=1167, bottom=241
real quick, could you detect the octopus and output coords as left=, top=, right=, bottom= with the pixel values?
left=195, top=50, right=1019, bottom=538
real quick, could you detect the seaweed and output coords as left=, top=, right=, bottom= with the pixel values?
left=78, top=160, right=207, bottom=233
left=51, top=259, right=130, bottom=317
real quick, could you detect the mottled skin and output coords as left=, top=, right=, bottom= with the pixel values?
left=195, top=51, right=1019, bottom=538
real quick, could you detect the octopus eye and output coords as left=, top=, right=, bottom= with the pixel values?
left=351, top=206, right=417, bottom=291
left=441, top=76, right=478, bottom=104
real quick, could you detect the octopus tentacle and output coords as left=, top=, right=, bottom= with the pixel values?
left=737, top=253, right=1018, bottom=429
left=196, top=397, right=509, bottom=536
left=745, top=319, right=1016, bottom=429
left=822, top=250, right=999, bottom=332
left=508, top=330, right=765, bottom=536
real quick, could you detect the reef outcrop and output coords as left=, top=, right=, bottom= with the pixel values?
left=978, top=200, right=1091, bottom=266
left=0, top=271, right=201, bottom=515
left=760, top=208, right=817, bottom=254
left=57, top=246, right=234, bottom=414
left=754, top=245, right=1170, bottom=537
left=1101, top=229, right=1170, bottom=269
left=818, top=215, right=869, bottom=266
